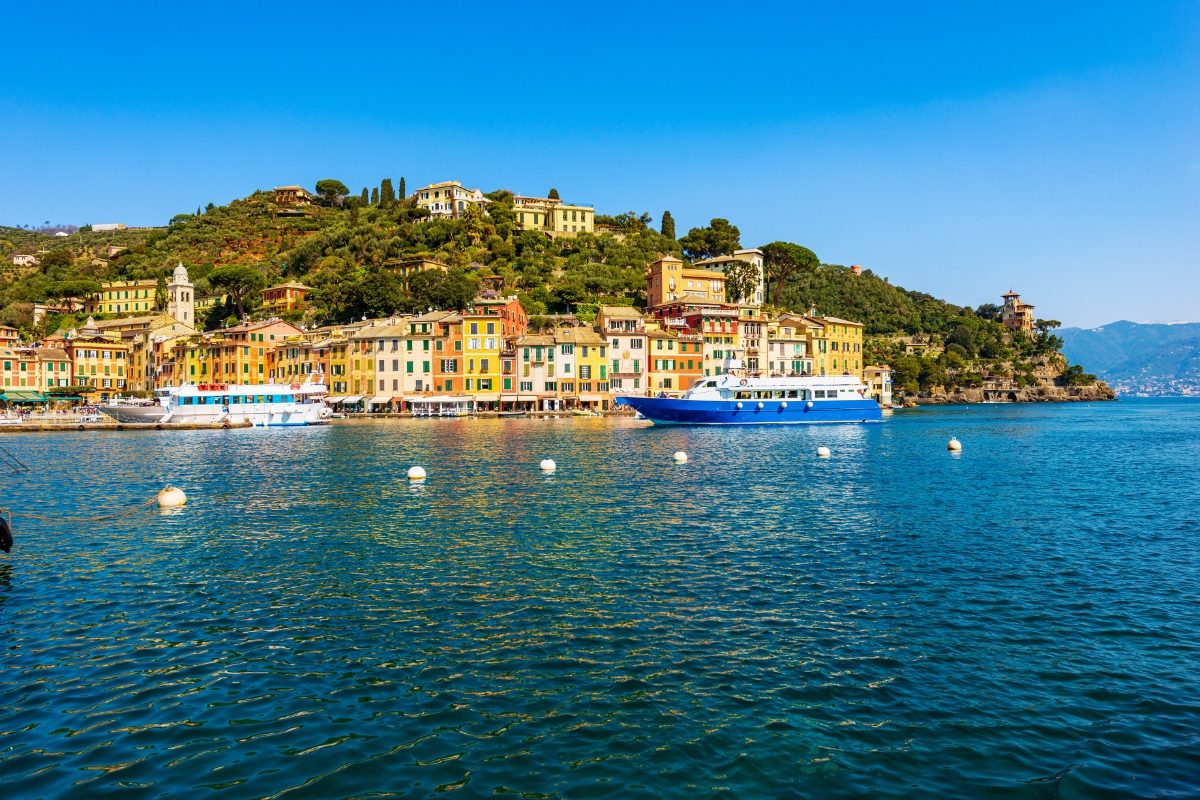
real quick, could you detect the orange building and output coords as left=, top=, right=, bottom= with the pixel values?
left=261, top=281, right=312, bottom=314
left=203, top=319, right=303, bottom=385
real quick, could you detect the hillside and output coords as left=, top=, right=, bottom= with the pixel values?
left=1060, top=321, right=1200, bottom=396
left=0, top=181, right=1110, bottom=401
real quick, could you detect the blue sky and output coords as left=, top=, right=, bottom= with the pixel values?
left=2, top=1, right=1196, bottom=327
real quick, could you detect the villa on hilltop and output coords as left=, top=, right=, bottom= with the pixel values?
left=1001, top=290, right=1035, bottom=334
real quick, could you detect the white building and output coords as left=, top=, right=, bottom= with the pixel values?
left=166, top=263, right=195, bottom=328
left=411, top=180, right=490, bottom=219
left=693, top=248, right=766, bottom=307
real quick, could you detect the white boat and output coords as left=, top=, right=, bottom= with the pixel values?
left=105, top=379, right=332, bottom=426
left=98, top=397, right=169, bottom=423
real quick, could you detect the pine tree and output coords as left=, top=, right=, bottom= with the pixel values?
left=661, top=210, right=676, bottom=239
left=360, top=187, right=369, bottom=204
left=370, top=187, right=379, bottom=205
left=548, top=187, right=560, bottom=200
left=399, top=176, right=406, bottom=201
left=380, top=178, right=396, bottom=206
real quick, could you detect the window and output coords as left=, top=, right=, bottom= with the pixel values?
left=469, top=338, right=480, bottom=350
left=480, top=359, right=489, bottom=373
left=406, top=361, right=414, bottom=373
left=486, top=322, right=495, bottom=335
left=470, top=322, right=479, bottom=335
left=561, top=344, right=573, bottom=355
left=520, top=381, right=533, bottom=392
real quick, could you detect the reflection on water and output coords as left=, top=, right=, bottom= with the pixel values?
left=1, top=402, right=1200, bottom=797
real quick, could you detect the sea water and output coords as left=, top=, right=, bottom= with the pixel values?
left=1, top=399, right=1198, bottom=798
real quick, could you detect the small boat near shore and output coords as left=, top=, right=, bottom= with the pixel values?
left=616, top=372, right=882, bottom=425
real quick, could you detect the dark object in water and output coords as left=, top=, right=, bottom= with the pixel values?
left=0, top=516, right=10, bottom=553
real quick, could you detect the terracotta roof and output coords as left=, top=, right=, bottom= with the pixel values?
left=553, top=326, right=605, bottom=345
left=513, top=334, right=555, bottom=346
left=598, top=305, right=642, bottom=318
left=820, top=316, right=863, bottom=326
left=265, top=280, right=312, bottom=291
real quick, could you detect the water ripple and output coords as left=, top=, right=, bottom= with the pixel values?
left=1, top=401, right=1199, bottom=797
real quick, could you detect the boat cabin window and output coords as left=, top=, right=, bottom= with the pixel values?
left=786, top=390, right=799, bottom=399
left=735, top=391, right=751, bottom=400
left=814, top=390, right=826, bottom=398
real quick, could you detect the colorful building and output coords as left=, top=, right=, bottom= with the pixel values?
left=693, top=249, right=765, bottom=307
left=597, top=306, right=648, bottom=395
left=261, top=281, right=312, bottom=314
left=646, top=256, right=727, bottom=309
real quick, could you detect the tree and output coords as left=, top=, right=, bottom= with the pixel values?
left=661, top=210, right=676, bottom=239
left=380, top=178, right=396, bottom=207
left=360, top=187, right=369, bottom=204
left=724, top=259, right=758, bottom=304
left=370, top=187, right=379, bottom=206
left=548, top=188, right=560, bottom=200
left=207, top=264, right=266, bottom=319
left=154, top=276, right=168, bottom=312
left=761, top=241, right=819, bottom=305
left=406, top=268, right=479, bottom=313
left=399, top=176, right=406, bottom=201
left=1034, top=318, right=1061, bottom=336
left=315, top=179, right=349, bottom=206
left=680, top=218, right=741, bottom=261
left=975, top=303, right=1001, bottom=321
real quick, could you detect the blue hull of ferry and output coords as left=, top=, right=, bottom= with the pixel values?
left=615, top=395, right=882, bottom=425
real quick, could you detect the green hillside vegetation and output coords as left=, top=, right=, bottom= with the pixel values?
left=0, top=180, right=1091, bottom=391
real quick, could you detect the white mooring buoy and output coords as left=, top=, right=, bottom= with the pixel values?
left=539, top=459, right=557, bottom=472
left=156, top=486, right=188, bottom=508
left=407, top=465, right=427, bottom=481
left=673, top=451, right=688, bottom=463
left=817, top=446, right=831, bottom=458
left=948, top=437, right=962, bottom=452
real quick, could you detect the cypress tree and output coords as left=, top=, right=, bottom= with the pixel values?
left=661, top=210, right=676, bottom=239
left=399, top=176, right=406, bottom=201
left=548, top=187, right=560, bottom=200
left=380, top=178, right=396, bottom=206
left=360, top=187, right=369, bottom=204
left=370, top=187, right=379, bottom=205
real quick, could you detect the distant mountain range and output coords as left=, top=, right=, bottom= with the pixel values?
left=1059, top=320, right=1200, bottom=396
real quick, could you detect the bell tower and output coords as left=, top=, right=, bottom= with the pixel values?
left=167, top=262, right=195, bottom=327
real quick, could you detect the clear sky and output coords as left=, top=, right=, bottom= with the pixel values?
left=3, top=1, right=1196, bottom=328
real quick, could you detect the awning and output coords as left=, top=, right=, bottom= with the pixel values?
left=500, top=394, right=539, bottom=402
left=338, top=395, right=363, bottom=404
left=473, top=393, right=500, bottom=403
left=366, top=395, right=394, bottom=406
left=325, top=395, right=345, bottom=404
left=0, top=391, right=47, bottom=403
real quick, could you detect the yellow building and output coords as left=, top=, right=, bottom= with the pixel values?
left=512, top=194, right=595, bottom=238
left=65, top=318, right=132, bottom=401
left=794, top=315, right=864, bottom=378
left=646, top=256, right=726, bottom=309
left=86, top=278, right=158, bottom=316
left=553, top=325, right=609, bottom=409
left=383, top=258, right=449, bottom=289
left=693, top=249, right=765, bottom=307
left=261, top=281, right=312, bottom=314
left=462, top=312, right=504, bottom=406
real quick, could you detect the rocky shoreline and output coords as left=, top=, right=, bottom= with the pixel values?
left=905, top=382, right=1116, bottom=406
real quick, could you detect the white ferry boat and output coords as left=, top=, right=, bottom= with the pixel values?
left=101, top=380, right=331, bottom=426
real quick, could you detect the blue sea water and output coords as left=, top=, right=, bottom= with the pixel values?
left=1, top=399, right=1199, bottom=799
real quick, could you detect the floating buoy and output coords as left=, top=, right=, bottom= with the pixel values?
left=673, top=451, right=688, bottom=463
left=735, top=401, right=743, bottom=409
left=947, top=437, right=962, bottom=452
left=756, top=401, right=764, bottom=409
left=407, top=466, right=427, bottom=481
left=780, top=401, right=788, bottom=409
left=156, top=486, right=187, bottom=508
left=539, top=459, right=557, bottom=472
left=817, top=446, right=831, bottom=458
left=805, top=400, right=814, bottom=409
